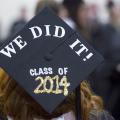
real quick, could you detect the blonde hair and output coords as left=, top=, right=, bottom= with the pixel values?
left=81, top=81, right=103, bottom=120
left=0, top=68, right=103, bottom=120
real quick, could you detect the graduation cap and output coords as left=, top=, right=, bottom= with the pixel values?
left=0, top=7, right=103, bottom=114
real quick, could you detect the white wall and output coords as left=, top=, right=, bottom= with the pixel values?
left=0, top=0, right=38, bottom=40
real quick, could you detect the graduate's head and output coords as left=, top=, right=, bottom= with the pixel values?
left=107, top=1, right=120, bottom=26
left=0, top=69, right=103, bottom=120
left=63, top=0, right=88, bottom=28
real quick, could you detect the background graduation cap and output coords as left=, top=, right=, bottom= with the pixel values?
left=0, top=7, right=103, bottom=119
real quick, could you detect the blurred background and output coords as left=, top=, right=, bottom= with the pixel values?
left=0, top=0, right=120, bottom=119
left=0, top=0, right=119, bottom=41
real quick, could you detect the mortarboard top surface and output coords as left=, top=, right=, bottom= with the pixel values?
left=0, top=7, right=103, bottom=113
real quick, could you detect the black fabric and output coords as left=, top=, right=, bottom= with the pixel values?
left=93, top=24, right=120, bottom=62
left=91, top=24, right=120, bottom=119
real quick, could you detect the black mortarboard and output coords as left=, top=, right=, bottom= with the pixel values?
left=0, top=7, right=103, bottom=113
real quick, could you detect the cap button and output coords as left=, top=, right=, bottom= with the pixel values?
left=44, top=53, right=53, bottom=61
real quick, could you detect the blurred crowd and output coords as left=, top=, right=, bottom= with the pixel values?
left=0, top=0, right=120, bottom=119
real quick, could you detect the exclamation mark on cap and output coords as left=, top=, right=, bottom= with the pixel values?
left=83, top=53, right=93, bottom=61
